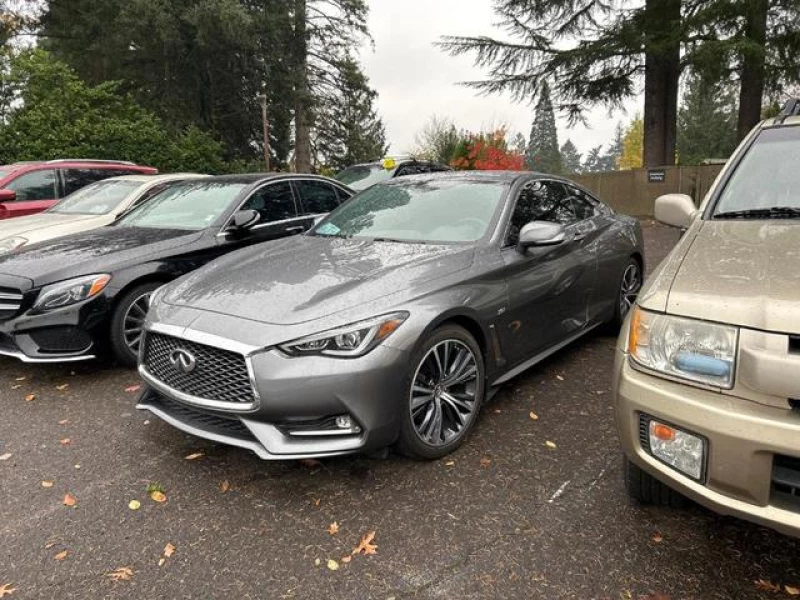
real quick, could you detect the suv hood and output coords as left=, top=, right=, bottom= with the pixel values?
left=0, top=212, right=98, bottom=239
left=164, top=235, right=475, bottom=325
left=666, top=221, right=800, bottom=334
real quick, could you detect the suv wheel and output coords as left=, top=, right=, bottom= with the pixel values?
left=110, top=282, right=162, bottom=367
left=625, top=457, right=686, bottom=508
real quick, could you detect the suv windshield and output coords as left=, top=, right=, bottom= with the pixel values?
left=50, top=180, right=141, bottom=215
left=311, top=179, right=508, bottom=244
left=336, top=165, right=393, bottom=191
left=714, top=126, right=800, bottom=217
left=116, top=182, right=247, bottom=230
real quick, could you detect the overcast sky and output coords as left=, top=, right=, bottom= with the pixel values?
left=359, top=0, right=640, bottom=157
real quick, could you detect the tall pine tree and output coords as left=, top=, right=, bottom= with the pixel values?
left=677, top=75, right=737, bottom=165
left=526, top=81, right=561, bottom=174
left=560, top=139, right=582, bottom=174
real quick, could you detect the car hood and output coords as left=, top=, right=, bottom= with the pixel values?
left=0, top=226, right=203, bottom=286
left=663, top=220, right=800, bottom=334
left=0, top=212, right=99, bottom=239
left=163, top=235, right=476, bottom=325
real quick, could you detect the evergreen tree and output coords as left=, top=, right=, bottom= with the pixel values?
left=677, top=75, right=738, bottom=165
left=602, top=122, right=625, bottom=170
left=526, top=81, right=561, bottom=174
left=560, top=139, right=582, bottom=174
left=582, top=146, right=604, bottom=173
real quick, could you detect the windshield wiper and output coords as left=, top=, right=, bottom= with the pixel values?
left=370, top=236, right=426, bottom=244
left=715, top=206, right=800, bottom=220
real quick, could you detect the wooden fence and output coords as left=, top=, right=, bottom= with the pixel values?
left=572, top=164, right=725, bottom=216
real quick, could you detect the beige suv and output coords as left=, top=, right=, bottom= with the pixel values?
left=614, top=100, right=800, bottom=538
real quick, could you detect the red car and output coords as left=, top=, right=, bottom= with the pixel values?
left=0, top=159, right=158, bottom=220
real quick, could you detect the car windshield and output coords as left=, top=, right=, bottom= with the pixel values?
left=714, top=126, right=800, bottom=217
left=49, top=180, right=142, bottom=215
left=116, top=181, right=247, bottom=230
left=311, top=178, right=508, bottom=244
left=335, top=165, right=393, bottom=191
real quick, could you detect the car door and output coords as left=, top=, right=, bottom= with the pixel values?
left=0, top=169, right=59, bottom=218
left=496, top=179, right=597, bottom=366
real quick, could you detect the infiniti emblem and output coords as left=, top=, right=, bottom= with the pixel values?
left=169, top=348, right=197, bottom=374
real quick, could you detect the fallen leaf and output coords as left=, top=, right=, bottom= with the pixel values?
left=493, top=409, right=501, bottom=414
left=55, top=384, right=69, bottom=391
left=556, top=375, right=564, bottom=381
left=63, top=493, right=77, bottom=507
left=124, top=385, right=141, bottom=393
left=327, top=522, right=339, bottom=536
left=352, top=530, right=378, bottom=556
left=163, top=542, right=175, bottom=558
left=11, top=385, right=20, bottom=390
left=184, top=452, right=204, bottom=460
left=529, top=411, right=539, bottom=421
left=128, top=500, right=141, bottom=511
left=300, top=458, right=322, bottom=469
left=15, top=376, right=26, bottom=381
left=41, top=480, right=54, bottom=488
left=445, top=460, right=456, bottom=467
left=60, top=438, right=71, bottom=445
left=149, top=490, right=167, bottom=503
left=58, top=419, right=69, bottom=425
left=545, top=441, right=557, bottom=450
left=0, top=583, right=15, bottom=597
left=652, top=532, right=663, bottom=543
left=54, top=550, right=68, bottom=561
left=326, top=559, right=339, bottom=571
left=755, top=579, right=782, bottom=593
left=480, top=457, right=492, bottom=468
left=340, top=555, right=352, bottom=564
left=24, top=394, right=35, bottom=402
left=106, top=567, right=133, bottom=582
left=314, top=558, right=321, bottom=567
left=44, top=540, right=57, bottom=549
left=312, top=498, right=321, bottom=507
left=0, top=453, right=11, bottom=461
left=158, top=558, right=166, bottom=567
left=786, top=585, right=800, bottom=596
left=219, top=480, right=230, bottom=493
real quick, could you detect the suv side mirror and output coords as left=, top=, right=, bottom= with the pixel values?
left=655, top=194, right=698, bottom=229
left=0, top=189, right=17, bottom=203
left=518, top=221, right=567, bottom=251
left=230, top=209, right=261, bottom=231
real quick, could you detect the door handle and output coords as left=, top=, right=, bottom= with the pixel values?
left=285, top=225, right=305, bottom=234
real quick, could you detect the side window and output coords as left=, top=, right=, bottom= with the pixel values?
left=295, top=180, right=341, bottom=215
left=395, top=163, right=429, bottom=177
left=566, top=185, right=598, bottom=221
left=241, top=181, right=297, bottom=223
left=335, top=185, right=353, bottom=202
left=506, top=180, right=577, bottom=246
left=6, top=169, right=58, bottom=201
left=62, top=169, right=114, bottom=196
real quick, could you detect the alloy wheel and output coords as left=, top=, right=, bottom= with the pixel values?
left=123, top=292, right=152, bottom=355
left=410, top=339, right=479, bottom=447
left=620, top=262, right=641, bottom=317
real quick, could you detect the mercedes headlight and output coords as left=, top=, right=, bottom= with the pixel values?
left=628, top=307, right=738, bottom=388
left=0, top=236, right=27, bottom=253
left=279, top=312, right=409, bottom=358
left=33, top=274, right=112, bottom=311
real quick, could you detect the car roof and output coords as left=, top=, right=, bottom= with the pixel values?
left=381, top=170, right=559, bottom=185
left=108, top=173, right=208, bottom=183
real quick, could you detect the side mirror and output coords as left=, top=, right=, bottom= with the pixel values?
left=654, top=194, right=698, bottom=229
left=230, top=209, right=261, bottom=231
left=0, top=189, right=17, bottom=203
left=518, top=221, right=567, bottom=251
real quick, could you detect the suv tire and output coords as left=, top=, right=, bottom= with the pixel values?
left=625, top=457, right=687, bottom=508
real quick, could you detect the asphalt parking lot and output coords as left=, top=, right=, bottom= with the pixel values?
left=2, top=221, right=800, bottom=600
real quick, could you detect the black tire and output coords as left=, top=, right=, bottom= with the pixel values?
left=109, top=282, right=162, bottom=368
left=625, top=457, right=686, bottom=508
left=610, top=257, right=642, bottom=331
left=396, top=325, right=485, bottom=460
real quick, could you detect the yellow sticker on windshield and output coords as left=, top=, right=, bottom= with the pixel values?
left=381, top=158, right=396, bottom=170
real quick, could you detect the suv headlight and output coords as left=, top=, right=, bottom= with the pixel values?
left=33, top=274, right=112, bottom=311
left=628, top=306, right=738, bottom=388
left=279, top=312, right=409, bottom=358
left=0, top=236, right=27, bottom=253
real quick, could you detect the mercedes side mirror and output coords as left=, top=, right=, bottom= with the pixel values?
left=231, top=209, right=261, bottom=231
left=655, top=194, right=698, bottom=229
left=517, top=221, right=567, bottom=251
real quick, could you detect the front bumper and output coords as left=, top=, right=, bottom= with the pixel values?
left=614, top=350, right=800, bottom=538
left=137, top=331, right=411, bottom=460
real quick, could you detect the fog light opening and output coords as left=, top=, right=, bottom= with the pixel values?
left=647, top=418, right=705, bottom=481
left=336, top=415, right=360, bottom=432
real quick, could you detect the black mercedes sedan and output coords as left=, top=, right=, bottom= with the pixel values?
left=137, top=172, right=645, bottom=460
left=0, top=174, right=353, bottom=366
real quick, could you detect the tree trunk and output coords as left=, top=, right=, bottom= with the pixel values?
left=737, top=0, right=768, bottom=141
left=293, top=0, right=312, bottom=173
left=642, top=0, right=681, bottom=167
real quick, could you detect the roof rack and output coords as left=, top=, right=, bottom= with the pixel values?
left=45, top=159, right=138, bottom=166
left=779, top=99, right=800, bottom=117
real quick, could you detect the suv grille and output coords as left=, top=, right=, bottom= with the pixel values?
left=142, top=332, right=256, bottom=405
left=0, top=288, right=23, bottom=320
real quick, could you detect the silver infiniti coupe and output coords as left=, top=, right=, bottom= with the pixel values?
left=136, top=172, right=644, bottom=460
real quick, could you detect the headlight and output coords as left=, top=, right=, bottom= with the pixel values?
left=628, top=306, right=738, bottom=388
left=0, top=236, right=27, bottom=253
left=33, top=274, right=112, bottom=311
left=279, top=312, right=409, bottom=358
